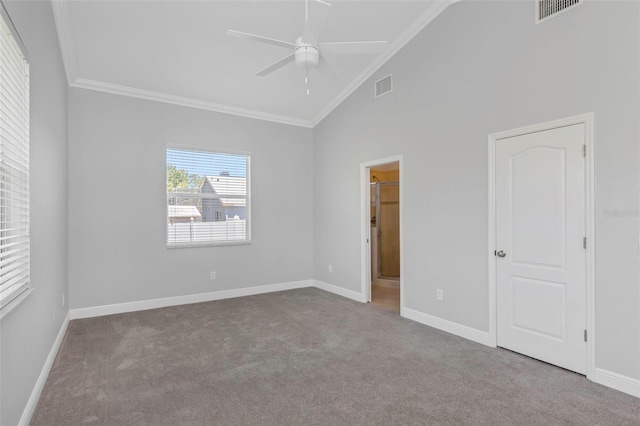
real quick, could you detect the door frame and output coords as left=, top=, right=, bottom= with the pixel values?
left=487, top=113, right=595, bottom=380
left=360, top=155, right=404, bottom=310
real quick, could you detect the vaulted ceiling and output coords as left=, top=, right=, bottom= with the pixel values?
left=52, top=0, right=455, bottom=127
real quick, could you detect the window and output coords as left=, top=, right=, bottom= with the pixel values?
left=0, top=5, right=30, bottom=309
left=166, top=146, right=251, bottom=247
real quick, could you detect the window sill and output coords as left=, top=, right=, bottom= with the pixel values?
left=167, top=240, right=252, bottom=249
left=0, top=287, right=33, bottom=320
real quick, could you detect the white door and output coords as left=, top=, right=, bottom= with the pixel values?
left=496, top=123, right=586, bottom=374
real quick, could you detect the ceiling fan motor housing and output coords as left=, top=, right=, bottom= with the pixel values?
left=295, top=45, right=320, bottom=69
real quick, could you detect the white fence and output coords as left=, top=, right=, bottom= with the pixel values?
left=167, top=220, right=246, bottom=244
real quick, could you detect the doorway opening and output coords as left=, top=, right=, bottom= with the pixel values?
left=368, top=161, right=400, bottom=314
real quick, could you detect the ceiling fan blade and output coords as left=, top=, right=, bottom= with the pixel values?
left=226, top=29, right=296, bottom=50
left=256, top=53, right=296, bottom=77
left=318, top=41, right=388, bottom=55
left=302, top=0, right=332, bottom=46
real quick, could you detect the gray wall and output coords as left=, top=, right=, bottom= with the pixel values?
left=2, top=3, right=637, bottom=423
left=0, top=1, right=69, bottom=425
left=313, top=0, right=639, bottom=379
left=68, top=88, right=313, bottom=309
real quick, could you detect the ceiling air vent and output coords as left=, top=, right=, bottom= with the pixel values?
left=536, top=0, right=583, bottom=23
left=375, top=75, right=392, bottom=98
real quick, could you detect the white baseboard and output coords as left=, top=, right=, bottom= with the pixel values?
left=401, top=306, right=494, bottom=347
left=311, top=281, right=492, bottom=348
left=594, top=368, right=640, bottom=398
left=70, top=280, right=313, bottom=319
left=19, top=311, right=70, bottom=426
left=313, top=280, right=367, bottom=303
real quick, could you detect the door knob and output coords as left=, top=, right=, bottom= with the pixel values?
left=496, top=250, right=506, bottom=258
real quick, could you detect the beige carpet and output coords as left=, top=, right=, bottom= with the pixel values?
left=32, top=288, right=638, bottom=425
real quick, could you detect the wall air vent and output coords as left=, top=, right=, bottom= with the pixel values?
left=375, top=75, right=392, bottom=98
left=536, top=0, right=583, bottom=23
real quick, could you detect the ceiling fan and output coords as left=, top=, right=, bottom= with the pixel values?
left=226, top=0, right=388, bottom=93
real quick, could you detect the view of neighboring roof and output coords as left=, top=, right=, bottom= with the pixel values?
left=203, top=176, right=247, bottom=207
left=168, top=205, right=202, bottom=219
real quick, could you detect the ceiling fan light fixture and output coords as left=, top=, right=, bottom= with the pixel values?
left=295, top=46, right=320, bottom=69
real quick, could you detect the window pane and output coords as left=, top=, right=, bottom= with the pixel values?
left=166, top=147, right=250, bottom=247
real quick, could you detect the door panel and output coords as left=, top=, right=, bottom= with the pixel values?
left=511, top=147, right=566, bottom=268
left=496, top=123, right=586, bottom=374
left=511, top=276, right=566, bottom=340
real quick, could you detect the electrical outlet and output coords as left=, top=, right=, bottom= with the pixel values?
left=436, top=289, right=444, bottom=301
left=210, top=271, right=217, bottom=280
left=328, top=264, right=333, bottom=273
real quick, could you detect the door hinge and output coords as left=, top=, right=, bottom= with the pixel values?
left=583, top=237, right=587, bottom=249
left=584, top=329, right=588, bottom=342
left=582, top=144, right=586, bottom=157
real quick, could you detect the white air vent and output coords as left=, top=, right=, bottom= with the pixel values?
left=536, top=0, right=583, bottom=23
left=375, top=75, right=392, bottom=98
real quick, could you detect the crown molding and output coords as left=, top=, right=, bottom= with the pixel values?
left=50, top=0, right=77, bottom=84
left=50, top=0, right=311, bottom=128
left=310, top=0, right=458, bottom=127
left=52, top=0, right=456, bottom=129
left=70, top=79, right=314, bottom=128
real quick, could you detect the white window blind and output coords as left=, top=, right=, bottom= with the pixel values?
left=166, top=147, right=251, bottom=247
left=0, top=6, right=30, bottom=309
